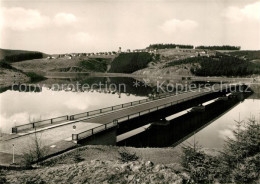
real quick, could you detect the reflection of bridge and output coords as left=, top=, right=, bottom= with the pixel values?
left=0, top=83, right=246, bottom=164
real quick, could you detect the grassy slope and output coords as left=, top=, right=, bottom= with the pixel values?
left=0, top=62, right=30, bottom=88
left=133, top=49, right=199, bottom=76
left=12, top=56, right=114, bottom=73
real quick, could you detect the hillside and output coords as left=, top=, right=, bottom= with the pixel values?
left=134, top=49, right=260, bottom=77
left=227, top=50, right=260, bottom=63
left=109, top=52, right=156, bottom=73
left=2, top=48, right=260, bottom=78
left=0, top=61, right=30, bottom=88
left=133, top=48, right=207, bottom=77
left=12, top=55, right=115, bottom=73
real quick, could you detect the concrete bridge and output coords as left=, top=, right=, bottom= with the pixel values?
left=0, top=83, right=247, bottom=165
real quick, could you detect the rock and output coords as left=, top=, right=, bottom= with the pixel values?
left=120, top=163, right=130, bottom=171
left=128, top=175, right=134, bottom=181
left=153, top=164, right=162, bottom=172
left=145, top=161, right=154, bottom=167
left=131, top=165, right=141, bottom=172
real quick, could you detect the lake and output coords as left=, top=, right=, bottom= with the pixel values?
left=0, top=77, right=259, bottom=151
left=183, top=94, right=260, bottom=149
left=0, top=77, right=152, bottom=134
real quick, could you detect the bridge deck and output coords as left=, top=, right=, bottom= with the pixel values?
left=0, top=84, right=232, bottom=158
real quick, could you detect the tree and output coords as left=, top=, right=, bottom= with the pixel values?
left=22, top=127, right=48, bottom=167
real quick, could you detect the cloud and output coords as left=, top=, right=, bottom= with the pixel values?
left=218, top=129, right=235, bottom=140
left=0, top=7, right=50, bottom=31
left=160, top=19, right=198, bottom=34
left=223, top=2, right=260, bottom=22
left=0, top=7, right=77, bottom=31
left=53, top=13, right=77, bottom=26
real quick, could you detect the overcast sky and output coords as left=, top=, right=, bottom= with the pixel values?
left=0, top=0, right=259, bottom=54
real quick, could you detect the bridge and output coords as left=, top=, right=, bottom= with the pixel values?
left=0, top=83, right=246, bottom=164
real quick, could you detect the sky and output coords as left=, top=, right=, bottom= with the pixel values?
left=0, top=0, right=260, bottom=54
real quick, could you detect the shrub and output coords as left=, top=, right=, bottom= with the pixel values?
left=181, top=142, right=219, bottom=183
left=118, top=148, right=139, bottom=163
left=0, top=170, right=7, bottom=184
left=181, top=118, right=260, bottom=183
left=221, top=118, right=260, bottom=183
left=22, top=130, right=48, bottom=167
left=73, top=149, right=84, bottom=163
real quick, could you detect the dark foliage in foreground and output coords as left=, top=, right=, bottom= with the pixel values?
left=181, top=119, right=260, bottom=183
left=22, top=130, right=49, bottom=168
left=118, top=148, right=139, bottom=163
left=0, top=170, right=7, bottom=184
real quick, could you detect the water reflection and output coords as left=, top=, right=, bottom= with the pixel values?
left=0, top=76, right=222, bottom=136
left=0, top=87, right=145, bottom=134
left=184, top=95, right=260, bottom=149
left=117, top=93, right=259, bottom=150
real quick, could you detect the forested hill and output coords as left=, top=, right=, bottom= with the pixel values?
left=147, top=44, right=194, bottom=49
left=109, top=52, right=156, bottom=73
left=195, top=45, right=240, bottom=50
left=165, top=54, right=260, bottom=76
left=0, top=48, right=47, bottom=62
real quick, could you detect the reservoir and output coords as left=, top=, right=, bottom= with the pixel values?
left=0, top=77, right=258, bottom=150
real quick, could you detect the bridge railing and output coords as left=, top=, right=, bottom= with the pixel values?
left=69, top=91, right=195, bottom=121
left=115, top=90, right=214, bottom=124
left=69, top=93, right=175, bottom=121
left=72, top=120, right=118, bottom=141
left=12, top=92, right=177, bottom=133
left=71, top=89, right=217, bottom=142
left=12, top=115, right=69, bottom=133
left=115, top=83, right=239, bottom=124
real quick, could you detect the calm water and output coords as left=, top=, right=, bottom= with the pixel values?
left=0, top=77, right=152, bottom=133
left=183, top=95, right=260, bottom=149
left=117, top=93, right=260, bottom=149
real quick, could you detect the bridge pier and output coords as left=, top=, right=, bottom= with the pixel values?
left=190, top=104, right=205, bottom=112
left=75, top=126, right=117, bottom=146
left=217, top=96, right=229, bottom=101
left=116, top=91, right=224, bottom=134
left=117, top=90, right=252, bottom=147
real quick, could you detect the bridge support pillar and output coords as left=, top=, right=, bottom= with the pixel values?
left=77, top=127, right=117, bottom=146
left=191, top=105, right=205, bottom=112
